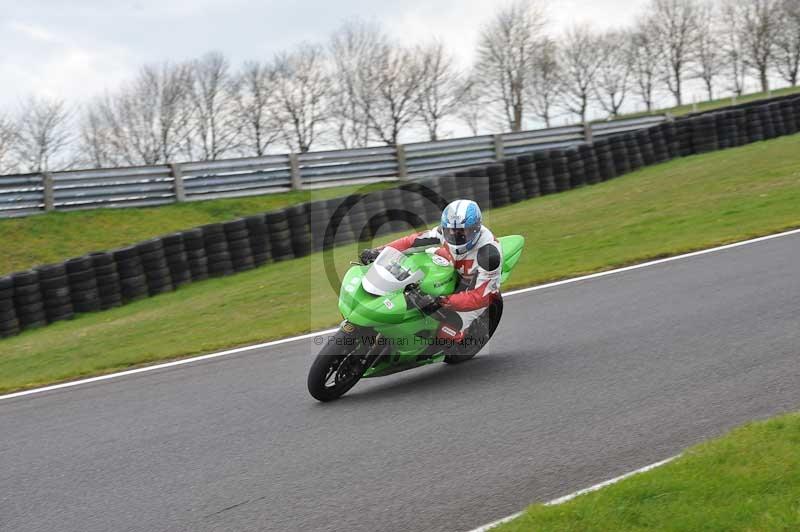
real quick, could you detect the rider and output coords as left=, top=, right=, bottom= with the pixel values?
left=360, top=199, right=502, bottom=342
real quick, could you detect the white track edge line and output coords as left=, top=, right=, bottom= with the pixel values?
left=2, top=226, right=799, bottom=402
left=467, top=455, right=680, bottom=532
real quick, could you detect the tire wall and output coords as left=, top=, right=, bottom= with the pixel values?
left=2, top=95, right=799, bottom=339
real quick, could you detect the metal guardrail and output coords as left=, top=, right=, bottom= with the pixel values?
left=0, top=114, right=667, bottom=217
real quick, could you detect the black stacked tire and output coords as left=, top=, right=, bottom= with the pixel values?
left=360, top=191, right=389, bottom=240
left=649, top=126, right=669, bottom=163
left=306, top=200, right=331, bottom=250
left=182, top=228, right=209, bottom=282
left=733, top=109, right=749, bottom=147
left=112, top=246, right=148, bottom=302
left=793, top=98, right=800, bottom=131
left=342, top=195, right=369, bottom=243
left=285, top=205, right=312, bottom=258
left=161, top=233, right=192, bottom=287
left=467, top=168, right=492, bottom=208
left=0, top=276, right=19, bottom=337
left=65, top=256, right=102, bottom=313
left=223, top=218, right=257, bottom=270
left=661, top=122, right=680, bottom=158
left=533, top=152, right=557, bottom=194
left=690, top=115, right=719, bottom=154
left=758, top=105, right=777, bottom=139
left=202, top=223, right=235, bottom=276
left=486, top=164, right=511, bottom=206
left=438, top=174, right=459, bottom=204
left=503, top=159, right=526, bottom=203
left=517, top=155, right=540, bottom=198
left=779, top=100, right=797, bottom=135
left=243, top=214, right=272, bottom=265
left=674, top=120, right=694, bottom=156
left=578, top=144, right=601, bottom=185
left=549, top=150, right=571, bottom=192
left=767, top=103, right=786, bottom=137
left=264, top=211, right=294, bottom=261
left=565, top=148, right=585, bottom=188
left=12, top=271, right=46, bottom=330
left=381, top=188, right=408, bottom=234
left=608, top=136, right=631, bottom=176
left=89, top=252, right=122, bottom=310
left=715, top=112, right=735, bottom=150
left=624, top=134, right=645, bottom=171
left=35, top=263, right=74, bottom=322
left=396, top=183, right=428, bottom=230
left=452, top=170, right=477, bottom=203
left=593, top=138, right=618, bottom=181
left=635, top=129, right=656, bottom=165
left=136, top=239, right=174, bottom=295
left=745, top=107, right=765, bottom=143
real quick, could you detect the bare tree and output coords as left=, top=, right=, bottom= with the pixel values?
left=629, top=17, right=663, bottom=112
left=273, top=43, right=330, bottom=153
left=357, top=42, right=424, bottom=146
left=415, top=41, right=465, bottom=141
left=14, top=96, right=73, bottom=172
left=594, top=30, right=633, bottom=118
left=559, top=24, right=606, bottom=122
left=0, top=113, right=18, bottom=174
left=476, top=0, right=547, bottom=131
left=190, top=51, right=241, bottom=160
left=456, top=72, right=486, bottom=136
left=775, top=0, right=800, bottom=86
left=77, top=101, right=119, bottom=168
left=649, top=0, right=701, bottom=105
left=720, top=0, right=751, bottom=96
left=329, top=20, right=387, bottom=148
left=97, top=62, right=195, bottom=165
left=692, top=3, right=724, bottom=100
left=740, top=0, right=782, bottom=92
left=235, top=61, right=282, bottom=156
left=525, top=37, right=562, bottom=127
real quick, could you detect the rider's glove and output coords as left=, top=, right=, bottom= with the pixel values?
left=406, top=288, right=443, bottom=315
left=359, top=248, right=381, bottom=265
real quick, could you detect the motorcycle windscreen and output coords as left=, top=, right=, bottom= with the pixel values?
left=362, top=247, right=423, bottom=296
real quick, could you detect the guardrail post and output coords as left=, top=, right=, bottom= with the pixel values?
left=583, top=122, right=594, bottom=144
left=665, top=112, right=675, bottom=122
left=493, top=134, right=505, bottom=160
left=395, top=144, right=408, bottom=180
left=289, top=153, right=303, bottom=190
left=42, top=173, right=55, bottom=212
left=170, top=163, right=186, bottom=202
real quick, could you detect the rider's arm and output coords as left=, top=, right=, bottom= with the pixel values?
left=384, top=227, right=442, bottom=253
left=440, top=243, right=502, bottom=312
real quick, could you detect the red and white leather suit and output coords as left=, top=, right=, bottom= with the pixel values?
left=384, top=225, right=503, bottom=339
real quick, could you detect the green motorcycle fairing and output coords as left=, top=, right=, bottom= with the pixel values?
left=337, top=236, right=525, bottom=378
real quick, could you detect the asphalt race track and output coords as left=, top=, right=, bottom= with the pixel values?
left=2, top=233, right=799, bottom=532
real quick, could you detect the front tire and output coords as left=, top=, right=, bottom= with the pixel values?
left=307, top=329, right=372, bottom=402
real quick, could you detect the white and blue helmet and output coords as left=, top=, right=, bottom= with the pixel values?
left=440, top=199, right=482, bottom=256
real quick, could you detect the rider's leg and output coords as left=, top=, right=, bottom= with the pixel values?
left=436, top=308, right=485, bottom=342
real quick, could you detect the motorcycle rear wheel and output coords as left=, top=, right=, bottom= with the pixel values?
left=443, top=296, right=504, bottom=364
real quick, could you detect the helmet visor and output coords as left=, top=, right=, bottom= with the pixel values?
left=442, top=226, right=479, bottom=246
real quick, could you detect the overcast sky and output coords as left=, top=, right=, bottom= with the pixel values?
left=2, top=0, right=654, bottom=113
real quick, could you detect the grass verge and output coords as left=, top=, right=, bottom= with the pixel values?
left=0, top=180, right=392, bottom=274
left=493, top=412, right=800, bottom=532
left=0, top=134, right=798, bottom=393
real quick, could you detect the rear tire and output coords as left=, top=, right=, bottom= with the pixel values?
left=444, top=296, right=504, bottom=364
left=308, top=329, right=373, bottom=402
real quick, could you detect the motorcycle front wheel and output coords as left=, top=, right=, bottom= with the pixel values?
left=307, top=329, right=375, bottom=402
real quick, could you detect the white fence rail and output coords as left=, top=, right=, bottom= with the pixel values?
left=0, top=114, right=667, bottom=217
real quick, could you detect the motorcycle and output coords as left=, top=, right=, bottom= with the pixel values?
left=307, top=235, right=525, bottom=401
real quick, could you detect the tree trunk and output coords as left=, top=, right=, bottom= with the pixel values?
left=760, top=70, right=769, bottom=92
